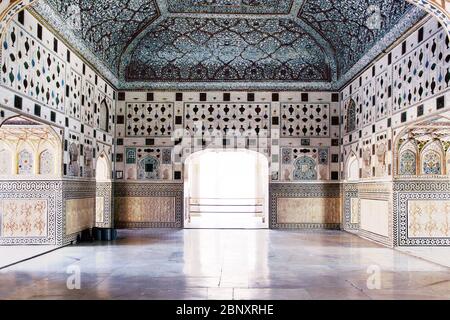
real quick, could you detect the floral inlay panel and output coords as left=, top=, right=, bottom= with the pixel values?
left=0, top=199, right=47, bottom=237
left=408, top=200, right=450, bottom=238
left=399, top=149, right=417, bottom=175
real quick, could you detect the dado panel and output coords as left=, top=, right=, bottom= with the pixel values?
left=360, top=199, right=390, bottom=238
left=270, top=183, right=341, bottom=229
left=114, top=183, right=183, bottom=228
left=277, top=197, right=341, bottom=225
left=0, top=180, right=62, bottom=245
left=394, top=180, right=450, bottom=246
left=65, top=198, right=95, bottom=235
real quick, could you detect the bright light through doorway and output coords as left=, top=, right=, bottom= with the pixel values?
left=184, top=150, right=269, bottom=229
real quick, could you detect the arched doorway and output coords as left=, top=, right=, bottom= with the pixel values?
left=95, top=152, right=113, bottom=231
left=184, top=149, right=269, bottom=229
left=96, top=153, right=111, bottom=181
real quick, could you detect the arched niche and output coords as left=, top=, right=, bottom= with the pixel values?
left=99, top=99, right=109, bottom=133
left=346, top=152, right=359, bottom=182
left=17, top=148, right=33, bottom=175
left=37, top=137, right=60, bottom=176
left=421, top=140, right=445, bottom=175
left=345, top=99, right=357, bottom=133
left=0, top=115, right=62, bottom=178
left=38, top=149, right=53, bottom=175
left=68, top=142, right=80, bottom=177
left=398, top=140, right=418, bottom=176
left=0, top=144, right=13, bottom=176
left=96, top=153, right=111, bottom=181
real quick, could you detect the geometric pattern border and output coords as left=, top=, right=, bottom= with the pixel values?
left=343, top=183, right=359, bottom=231
left=96, top=182, right=113, bottom=229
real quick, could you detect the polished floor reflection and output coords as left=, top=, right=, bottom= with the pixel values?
left=0, top=229, right=449, bottom=300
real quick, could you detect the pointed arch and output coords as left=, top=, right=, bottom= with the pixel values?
left=38, top=149, right=53, bottom=175
left=0, top=147, right=12, bottom=175
left=99, top=99, right=109, bottom=133
left=345, top=98, right=357, bottom=133
left=17, top=148, right=33, bottom=175
left=345, top=151, right=359, bottom=181
left=96, top=152, right=111, bottom=181
left=68, top=142, right=80, bottom=177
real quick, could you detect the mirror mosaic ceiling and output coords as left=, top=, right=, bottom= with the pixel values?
left=32, top=0, right=426, bottom=89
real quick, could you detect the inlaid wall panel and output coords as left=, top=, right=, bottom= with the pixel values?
left=280, top=103, right=329, bottom=137
left=375, top=67, right=392, bottom=120
left=62, top=181, right=96, bottom=244
left=184, top=102, right=270, bottom=137
left=270, top=183, right=341, bottom=229
left=360, top=199, right=389, bottom=237
left=115, top=197, right=176, bottom=224
left=1, top=22, right=66, bottom=111
left=0, top=180, right=62, bottom=245
left=394, top=180, right=450, bottom=246
left=95, top=182, right=113, bottom=228
left=126, top=102, right=174, bottom=137
left=393, top=29, right=449, bottom=112
left=67, top=69, right=82, bottom=119
left=114, top=182, right=183, bottom=228
left=0, top=198, right=47, bottom=237
left=341, top=16, right=449, bottom=151
left=115, top=91, right=341, bottom=184
left=65, top=198, right=95, bottom=235
left=277, top=197, right=340, bottom=224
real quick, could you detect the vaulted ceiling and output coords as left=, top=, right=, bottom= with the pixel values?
left=32, top=0, right=426, bottom=89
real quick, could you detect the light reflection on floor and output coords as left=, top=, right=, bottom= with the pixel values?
left=0, top=229, right=449, bottom=300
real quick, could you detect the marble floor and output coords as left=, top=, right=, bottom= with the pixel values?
left=0, top=229, right=449, bottom=300
left=397, top=247, right=450, bottom=268
left=0, top=245, right=59, bottom=269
